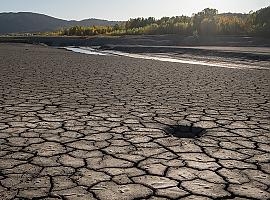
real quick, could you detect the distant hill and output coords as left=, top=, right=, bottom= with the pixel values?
left=0, top=12, right=121, bottom=34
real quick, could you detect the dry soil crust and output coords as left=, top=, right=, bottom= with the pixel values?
left=0, top=43, right=269, bottom=200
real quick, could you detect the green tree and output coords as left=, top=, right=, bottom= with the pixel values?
left=193, top=8, right=218, bottom=34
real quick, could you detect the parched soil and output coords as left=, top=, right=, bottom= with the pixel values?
left=0, top=43, right=269, bottom=200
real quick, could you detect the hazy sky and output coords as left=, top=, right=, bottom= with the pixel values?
left=1, top=0, right=270, bottom=20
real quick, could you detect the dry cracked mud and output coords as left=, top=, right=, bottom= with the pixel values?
left=0, top=43, right=269, bottom=200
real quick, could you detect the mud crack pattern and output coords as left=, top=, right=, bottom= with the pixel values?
left=0, top=44, right=269, bottom=200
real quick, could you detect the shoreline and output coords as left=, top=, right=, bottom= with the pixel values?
left=1, top=35, right=270, bottom=66
left=64, top=46, right=270, bottom=70
left=1, top=35, right=270, bottom=47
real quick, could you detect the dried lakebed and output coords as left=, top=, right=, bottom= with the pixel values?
left=0, top=43, right=269, bottom=200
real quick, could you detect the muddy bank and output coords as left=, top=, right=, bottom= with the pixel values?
left=1, top=35, right=270, bottom=47
left=2, top=35, right=269, bottom=64
left=100, top=45, right=270, bottom=62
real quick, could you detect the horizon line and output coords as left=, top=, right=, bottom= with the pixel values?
left=0, top=7, right=260, bottom=22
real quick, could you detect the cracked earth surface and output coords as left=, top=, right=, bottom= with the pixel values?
left=0, top=43, right=269, bottom=200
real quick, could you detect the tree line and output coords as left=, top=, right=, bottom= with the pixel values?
left=56, top=7, right=270, bottom=37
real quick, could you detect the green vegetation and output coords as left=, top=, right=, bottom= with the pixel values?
left=55, top=7, right=270, bottom=37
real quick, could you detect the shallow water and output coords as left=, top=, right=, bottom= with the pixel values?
left=64, top=46, right=269, bottom=70
left=65, top=47, right=107, bottom=56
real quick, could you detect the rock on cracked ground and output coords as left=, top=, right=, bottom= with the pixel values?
left=0, top=43, right=269, bottom=200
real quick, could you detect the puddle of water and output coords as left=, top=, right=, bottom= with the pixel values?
left=65, top=47, right=108, bottom=56
left=64, top=47, right=269, bottom=70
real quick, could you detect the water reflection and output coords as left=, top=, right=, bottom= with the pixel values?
left=64, top=46, right=268, bottom=70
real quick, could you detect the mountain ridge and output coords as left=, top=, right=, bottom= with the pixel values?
left=0, top=12, right=121, bottom=34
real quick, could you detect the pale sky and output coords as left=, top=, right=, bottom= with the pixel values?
left=1, top=0, right=270, bottom=20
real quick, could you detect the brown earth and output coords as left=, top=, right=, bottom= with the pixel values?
left=0, top=43, right=269, bottom=200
